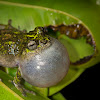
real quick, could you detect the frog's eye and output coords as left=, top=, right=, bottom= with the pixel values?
left=28, top=41, right=37, bottom=50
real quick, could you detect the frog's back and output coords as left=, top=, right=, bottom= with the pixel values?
left=0, top=20, right=28, bottom=67
left=0, top=20, right=28, bottom=56
left=0, top=20, right=51, bottom=68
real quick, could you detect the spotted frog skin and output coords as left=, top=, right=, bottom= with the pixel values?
left=0, top=20, right=50, bottom=68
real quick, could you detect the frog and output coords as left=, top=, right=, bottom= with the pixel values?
left=0, top=20, right=96, bottom=96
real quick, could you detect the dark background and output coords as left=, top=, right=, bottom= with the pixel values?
left=61, top=63, right=100, bottom=100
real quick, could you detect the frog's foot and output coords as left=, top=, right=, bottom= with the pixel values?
left=13, top=81, right=26, bottom=96
left=13, top=80, right=36, bottom=96
left=23, top=87, right=36, bottom=96
left=13, top=68, right=36, bottom=96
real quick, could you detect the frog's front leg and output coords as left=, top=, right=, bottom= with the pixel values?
left=13, top=68, right=26, bottom=96
left=13, top=68, right=36, bottom=96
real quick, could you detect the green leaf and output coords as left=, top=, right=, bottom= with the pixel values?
left=0, top=0, right=99, bottom=99
left=0, top=81, right=23, bottom=100
left=51, top=92, right=66, bottom=100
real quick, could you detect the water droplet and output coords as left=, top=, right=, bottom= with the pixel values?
left=0, top=79, right=2, bottom=81
left=96, top=0, right=100, bottom=5
left=53, top=20, right=55, bottom=24
left=50, top=13, right=53, bottom=15
left=77, top=24, right=80, bottom=28
left=66, top=30, right=70, bottom=35
left=74, top=29, right=77, bottom=33
left=63, top=21, right=66, bottom=25
left=78, top=20, right=82, bottom=24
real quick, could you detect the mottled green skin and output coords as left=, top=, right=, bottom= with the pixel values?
left=0, top=20, right=50, bottom=56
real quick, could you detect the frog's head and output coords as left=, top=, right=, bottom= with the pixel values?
left=27, top=27, right=50, bottom=51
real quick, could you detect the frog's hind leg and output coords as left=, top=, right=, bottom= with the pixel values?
left=45, top=24, right=96, bottom=65
left=13, top=68, right=36, bottom=96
